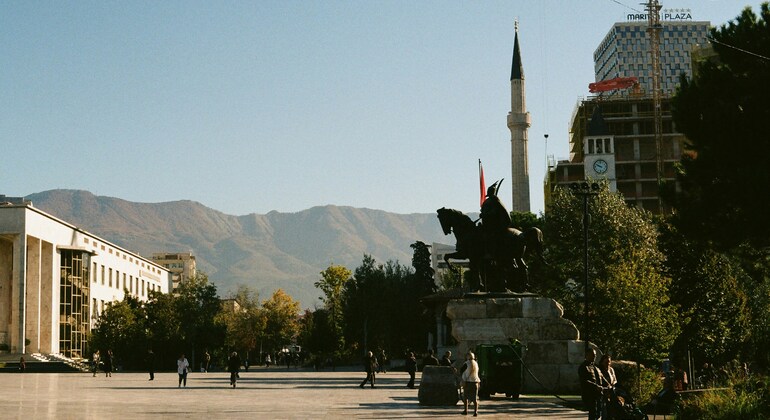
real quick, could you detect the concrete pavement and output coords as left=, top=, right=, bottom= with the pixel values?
left=0, top=368, right=587, bottom=419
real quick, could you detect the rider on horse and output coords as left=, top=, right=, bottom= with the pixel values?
left=480, top=180, right=511, bottom=259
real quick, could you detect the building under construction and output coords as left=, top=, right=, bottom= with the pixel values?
left=546, top=8, right=710, bottom=214
left=545, top=94, right=686, bottom=213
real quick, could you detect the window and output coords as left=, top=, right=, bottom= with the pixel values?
left=59, top=249, right=90, bottom=359
left=101, top=265, right=105, bottom=285
left=109, top=268, right=113, bottom=287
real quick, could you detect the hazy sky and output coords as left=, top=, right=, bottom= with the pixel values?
left=2, top=0, right=763, bottom=216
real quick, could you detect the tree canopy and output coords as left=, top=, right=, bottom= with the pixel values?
left=671, top=3, right=770, bottom=249
left=543, top=185, right=679, bottom=362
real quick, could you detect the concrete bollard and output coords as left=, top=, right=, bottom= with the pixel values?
left=418, top=365, right=460, bottom=406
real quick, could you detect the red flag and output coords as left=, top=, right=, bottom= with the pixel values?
left=479, top=159, right=486, bottom=207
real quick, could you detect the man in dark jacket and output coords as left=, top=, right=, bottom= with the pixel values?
left=228, top=352, right=241, bottom=388
left=578, top=347, right=607, bottom=420
left=359, top=351, right=377, bottom=388
left=422, top=349, right=439, bottom=368
left=405, top=352, right=417, bottom=389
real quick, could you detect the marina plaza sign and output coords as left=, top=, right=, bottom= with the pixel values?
left=627, top=8, right=693, bottom=21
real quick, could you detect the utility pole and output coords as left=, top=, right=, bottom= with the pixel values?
left=645, top=0, right=664, bottom=212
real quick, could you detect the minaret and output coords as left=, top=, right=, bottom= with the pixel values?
left=507, top=22, right=531, bottom=213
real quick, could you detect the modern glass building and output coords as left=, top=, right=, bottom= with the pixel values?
left=593, top=20, right=709, bottom=94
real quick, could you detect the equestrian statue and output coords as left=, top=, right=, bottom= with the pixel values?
left=436, top=180, right=545, bottom=293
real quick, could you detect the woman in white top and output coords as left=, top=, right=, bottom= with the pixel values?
left=461, top=351, right=481, bottom=416
left=177, top=353, right=190, bottom=388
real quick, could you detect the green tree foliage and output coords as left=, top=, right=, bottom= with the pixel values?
left=437, top=269, right=462, bottom=291
left=340, top=249, right=434, bottom=357
left=660, top=224, right=750, bottom=367
left=297, top=308, right=337, bottom=358
left=410, top=241, right=436, bottom=297
left=314, top=265, right=351, bottom=353
left=343, top=255, right=408, bottom=354
left=143, top=290, right=182, bottom=364
left=90, top=295, right=147, bottom=368
left=509, top=211, right=542, bottom=230
left=217, top=285, right=265, bottom=358
left=261, top=289, right=300, bottom=353
left=174, top=273, right=226, bottom=364
left=543, top=186, right=679, bottom=362
left=671, top=4, right=770, bottom=249
left=732, top=245, right=770, bottom=371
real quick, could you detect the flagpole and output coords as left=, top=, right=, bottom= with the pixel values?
left=479, top=159, right=486, bottom=207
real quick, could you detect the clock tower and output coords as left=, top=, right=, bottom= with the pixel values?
left=583, top=106, right=617, bottom=190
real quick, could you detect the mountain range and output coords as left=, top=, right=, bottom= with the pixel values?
left=26, top=190, right=452, bottom=308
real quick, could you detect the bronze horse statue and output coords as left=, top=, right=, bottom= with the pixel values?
left=436, top=207, right=545, bottom=293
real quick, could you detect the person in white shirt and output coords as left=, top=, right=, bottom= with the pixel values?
left=177, top=353, right=190, bottom=388
left=461, top=351, right=481, bottom=416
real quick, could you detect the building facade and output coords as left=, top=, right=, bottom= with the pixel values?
left=546, top=95, right=686, bottom=213
left=151, top=252, right=196, bottom=292
left=593, top=18, right=709, bottom=95
left=0, top=202, right=171, bottom=358
left=546, top=16, right=710, bottom=213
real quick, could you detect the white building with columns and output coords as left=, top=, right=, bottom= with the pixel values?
left=0, top=200, right=171, bottom=359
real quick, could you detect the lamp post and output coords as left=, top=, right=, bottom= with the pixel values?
left=569, top=181, right=600, bottom=352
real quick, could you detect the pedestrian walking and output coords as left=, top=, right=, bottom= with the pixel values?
left=92, top=350, right=100, bottom=377
left=228, top=352, right=241, bottom=388
left=104, top=350, right=113, bottom=377
left=177, top=353, right=190, bottom=388
left=359, top=351, right=377, bottom=388
left=147, top=350, right=155, bottom=381
left=406, top=351, right=417, bottom=389
left=461, top=351, right=481, bottom=416
left=377, top=349, right=388, bottom=373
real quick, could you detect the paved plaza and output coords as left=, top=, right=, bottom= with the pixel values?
left=0, top=367, right=587, bottom=419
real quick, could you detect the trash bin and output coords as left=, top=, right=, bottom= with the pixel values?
left=475, top=341, right=523, bottom=399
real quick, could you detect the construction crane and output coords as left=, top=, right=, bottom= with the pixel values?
left=645, top=0, right=664, bottom=211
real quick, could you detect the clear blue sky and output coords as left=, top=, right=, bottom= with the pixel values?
left=1, top=0, right=763, bottom=216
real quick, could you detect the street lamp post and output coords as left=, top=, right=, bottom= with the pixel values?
left=570, top=181, right=600, bottom=352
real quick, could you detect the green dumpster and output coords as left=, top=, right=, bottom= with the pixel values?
left=475, top=341, right=523, bottom=399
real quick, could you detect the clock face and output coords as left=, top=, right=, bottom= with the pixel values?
left=593, top=159, right=608, bottom=174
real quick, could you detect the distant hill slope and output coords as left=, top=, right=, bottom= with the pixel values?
left=26, top=190, right=449, bottom=308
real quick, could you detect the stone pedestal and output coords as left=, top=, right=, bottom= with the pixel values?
left=418, top=365, right=460, bottom=406
left=447, top=296, right=594, bottom=394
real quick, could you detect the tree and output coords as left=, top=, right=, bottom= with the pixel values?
left=314, top=264, right=351, bottom=353
left=410, top=241, right=436, bottom=297
left=510, top=211, right=542, bottom=230
left=659, top=223, right=750, bottom=366
left=174, top=273, right=226, bottom=367
left=90, top=295, right=147, bottom=369
left=543, top=185, right=679, bottom=362
left=217, top=285, right=265, bottom=359
left=144, top=290, right=183, bottom=365
left=261, top=289, right=300, bottom=353
left=671, top=4, right=770, bottom=249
